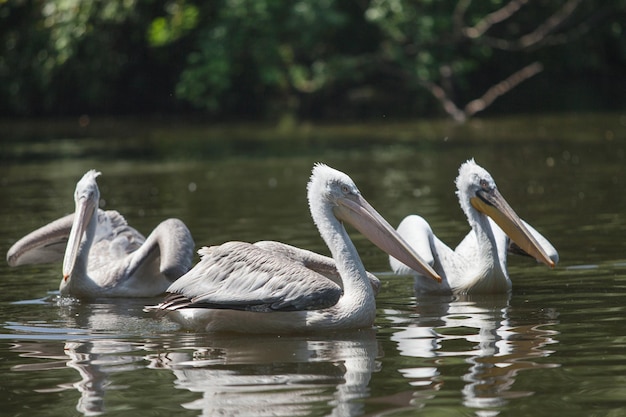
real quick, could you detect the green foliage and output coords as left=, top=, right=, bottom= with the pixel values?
left=0, top=0, right=624, bottom=118
left=147, top=1, right=198, bottom=47
left=173, top=0, right=361, bottom=114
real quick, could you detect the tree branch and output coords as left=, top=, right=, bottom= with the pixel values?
left=452, top=0, right=472, bottom=36
left=411, top=0, right=596, bottom=121
left=420, top=80, right=466, bottom=123
left=472, top=0, right=584, bottom=50
left=518, top=0, right=582, bottom=48
left=463, top=0, right=529, bottom=39
left=464, top=62, right=543, bottom=118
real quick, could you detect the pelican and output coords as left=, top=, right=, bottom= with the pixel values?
left=6, top=170, right=195, bottom=298
left=147, top=163, right=441, bottom=333
left=390, top=159, right=558, bottom=294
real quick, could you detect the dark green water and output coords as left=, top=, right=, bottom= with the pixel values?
left=1, top=113, right=625, bottom=416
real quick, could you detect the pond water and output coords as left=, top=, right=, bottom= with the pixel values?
left=1, top=113, right=625, bottom=416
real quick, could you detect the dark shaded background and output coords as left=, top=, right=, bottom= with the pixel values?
left=1, top=0, right=624, bottom=121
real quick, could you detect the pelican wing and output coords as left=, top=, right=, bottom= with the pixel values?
left=253, top=240, right=381, bottom=295
left=163, top=241, right=343, bottom=312
left=125, top=218, right=195, bottom=282
left=6, top=209, right=136, bottom=268
left=7, top=213, right=74, bottom=266
left=76, top=210, right=148, bottom=275
left=390, top=215, right=436, bottom=275
left=92, top=210, right=138, bottom=244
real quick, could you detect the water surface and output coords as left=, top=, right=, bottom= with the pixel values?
left=1, top=113, right=625, bottom=416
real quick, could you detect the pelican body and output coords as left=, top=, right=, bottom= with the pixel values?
left=6, top=170, right=195, bottom=298
left=148, top=164, right=441, bottom=333
left=390, top=159, right=558, bottom=294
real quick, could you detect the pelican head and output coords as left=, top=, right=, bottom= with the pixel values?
left=456, top=159, right=555, bottom=268
left=61, top=170, right=102, bottom=286
left=308, top=164, right=441, bottom=283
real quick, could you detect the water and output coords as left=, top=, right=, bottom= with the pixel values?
left=1, top=113, right=626, bottom=416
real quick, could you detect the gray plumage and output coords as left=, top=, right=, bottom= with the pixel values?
left=7, top=170, right=195, bottom=298
left=159, top=241, right=344, bottom=312
left=146, top=163, right=439, bottom=333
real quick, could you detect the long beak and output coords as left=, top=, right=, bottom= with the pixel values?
left=335, top=195, right=442, bottom=283
left=62, top=196, right=96, bottom=281
left=471, top=188, right=555, bottom=268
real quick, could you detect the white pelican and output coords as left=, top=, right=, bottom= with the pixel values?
left=390, top=159, right=558, bottom=294
left=147, top=163, right=441, bottom=333
left=6, top=170, right=195, bottom=298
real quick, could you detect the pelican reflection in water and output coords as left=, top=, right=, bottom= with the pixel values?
left=11, top=339, right=148, bottom=416
left=148, top=163, right=441, bottom=333
left=389, top=294, right=559, bottom=409
left=390, top=159, right=558, bottom=294
left=10, top=330, right=379, bottom=417
left=6, top=170, right=195, bottom=298
left=148, top=330, right=379, bottom=417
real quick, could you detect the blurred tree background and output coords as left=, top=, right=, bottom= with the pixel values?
left=0, top=0, right=624, bottom=122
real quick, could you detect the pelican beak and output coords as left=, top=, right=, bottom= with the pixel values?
left=62, top=195, right=97, bottom=281
left=471, top=187, right=555, bottom=268
left=335, top=195, right=442, bottom=283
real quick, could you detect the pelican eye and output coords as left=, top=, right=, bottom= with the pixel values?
left=475, top=181, right=494, bottom=206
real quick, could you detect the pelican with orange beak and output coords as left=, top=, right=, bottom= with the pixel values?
left=390, top=159, right=558, bottom=294
left=147, top=164, right=441, bottom=333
